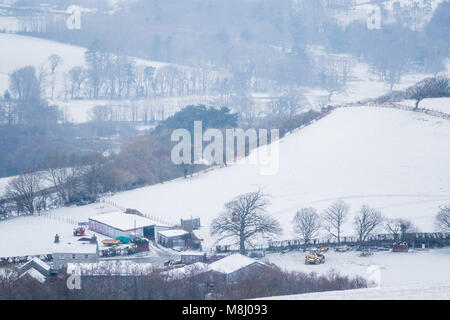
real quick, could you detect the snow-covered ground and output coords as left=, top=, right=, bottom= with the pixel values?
left=102, top=107, right=450, bottom=244
left=261, top=282, right=450, bottom=300
left=0, top=32, right=86, bottom=95
left=331, top=0, right=445, bottom=30
left=397, top=97, right=450, bottom=115
left=0, top=202, right=116, bottom=258
left=1, top=107, right=449, bottom=258
left=263, top=248, right=450, bottom=288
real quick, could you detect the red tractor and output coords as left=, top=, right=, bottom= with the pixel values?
left=392, top=241, right=409, bottom=252
left=73, top=227, right=86, bottom=237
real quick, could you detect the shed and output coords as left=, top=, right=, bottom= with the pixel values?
left=181, top=217, right=201, bottom=230
left=157, top=229, right=189, bottom=249
left=89, top=212, right=171, bottom=241
left=180, top=251, right=207, bottom=264
left=207, top=253, right=265, bottom=285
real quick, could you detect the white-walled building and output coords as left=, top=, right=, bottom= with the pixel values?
left=52, top=241, right=99, bottom=270
left=88, top=212, right=171, bottom=240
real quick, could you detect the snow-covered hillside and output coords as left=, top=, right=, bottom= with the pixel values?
left=261, top=281, right=450, bottom=300
left=1, top=106, right=449, bottom=258
left=263, top=248, right=450, bottom=288
left=103, top=106, right=450, bottom=242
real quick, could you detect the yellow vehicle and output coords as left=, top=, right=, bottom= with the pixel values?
left=305, top=248, right=326, bottom=265
left=102, top=239, right=120, bottom=246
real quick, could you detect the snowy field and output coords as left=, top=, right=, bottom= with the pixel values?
left=102, top=107, right=450, bottom=244
left=1, top=106, right=449, bottom=258
left=262, top=282, right=450, bottom=300
left=0, top=202, right=116, bottom=258
left=263, top=248, right=450, bottom=288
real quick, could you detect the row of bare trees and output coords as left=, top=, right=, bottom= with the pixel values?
left=62, top=47, right=226, bottom=101
left=292, top=201, right=422, bottom=250
left=1, top=152, right=113, bottom=216
left=210, top=191, right=441, bottom=255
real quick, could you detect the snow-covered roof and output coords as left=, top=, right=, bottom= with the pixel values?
left=89, top=212, right=167, bottom=230
left=67, top=261, right=153, bottom=276
left=53, top=241, right=97, bottom=254
left=158, top=229, right=189, bottom=238
left=181, top=251, right=206, bottom=256
left=20, top=257, right=50, bottom=271
left=209, top=254, right=263, bottom=275
left=162, top=262, right=209, bottom=281
left=19, top=267, right=46, bottom=283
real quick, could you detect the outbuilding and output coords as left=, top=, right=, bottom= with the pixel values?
left=157, top=229, right=190, bottom=249
left=89, top=212, right=171, bottom=241
left=207, top=253, right=265, bottom=285
left=181, top=251, right=207, bottom=264
left=18, top=257, right=51, bottom=279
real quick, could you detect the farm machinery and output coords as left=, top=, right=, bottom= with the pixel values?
left=392, top=241, right=409, bottom=252
left=305, top=248, right=326, bottom=265
left=73, top=226, right=86, bottom=236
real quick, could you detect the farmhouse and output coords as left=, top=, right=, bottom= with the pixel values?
left=88, top=212, right=171, bottom=241
left=53, top=240, right=99, bottom=270
left=17, top=257, right=51, bottom=283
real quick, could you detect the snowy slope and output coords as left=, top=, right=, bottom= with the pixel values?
left=104, top=107, right=450, bottom=243
left=397, top=97, right=450, bottom=115
left=260, top=282, right=450, bottom=300
left=1, top=106, right=449, bottom=258
left=263, top=248, right=450, bottom=288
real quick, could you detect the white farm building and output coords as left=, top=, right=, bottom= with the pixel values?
left=88, top=212, right=172, bottom=240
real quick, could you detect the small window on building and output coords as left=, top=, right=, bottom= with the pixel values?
left=84, top=254, right=89, bottom=259
left=72, top=254, right=76, bottom=259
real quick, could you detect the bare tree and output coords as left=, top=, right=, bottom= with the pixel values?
left=322, top=200, right=349, bottom=245
left=293, top=207, right=320, bottom=251
left=211, top=190, right=282, bottom=254
left=44, top=152, right=81, bottom=205
left=435, top=205, right=450, bottom=232
left=68, top=66, right=85, bottom=99
left=5, top=171, right=44, bottom=215
left=354, top=205, right=383, bottom=244
left=407, top=77, right=449, bottom=110
left=48, top=54, right=62, bottom=99
left=385, top=218, right=417, bottom=241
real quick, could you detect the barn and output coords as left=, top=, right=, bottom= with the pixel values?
left=88, top=212, right=171, bottom=241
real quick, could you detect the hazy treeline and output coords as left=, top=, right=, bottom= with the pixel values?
left=17, top=0, right=450, bottom=93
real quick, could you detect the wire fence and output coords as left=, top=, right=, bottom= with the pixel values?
left=100, top=199, right=176, bottom=227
